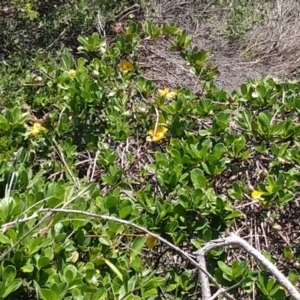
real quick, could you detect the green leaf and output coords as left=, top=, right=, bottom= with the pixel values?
left=37, top=256, right=50, bottom=270
left=40, top=288, right=57, bottom=300
left=213, top=112, right=230, bottom=131
left=288, top=269, right=299, bottom=285
left=77, top=57, right=85, bottom=70
left=283, top=246, right=294, bottom=260
left=273, top=289, right=286, bottom=300
left=257, top=112, right=271, bottom=133
left=241, top=83, right=249, bottom=97
left=2, top=279, right=22, bottom=298
left=47, top=196, right=62, bottom=208
left=143, top=288, right=158, bottom=297
left=0, top=115, right=9, bottom=130
left=257, top=85, right=267, bottom=99
left=105, top=195, right=118, bottom=209
left=238, top=109, right=253, bottom=132
left=118, top=200, right=132, bottom=219
left=224, top=210, right=242, bottom=220
left=3, top=265, right=16, bottom=284
left=21, top=263, right=34, bottom=273
left=28, top=237, right=45, bottom=255
left=103, top=258, right=123, bottom=281
left=130, top=236, right=146, bottom=261
left=233, top=136, right=246, bottom=153
left=99, top=237, right=111, bottom=246
left=61, top=54, right=72, bottom=69
left=232, top=261, right=247, bottom=279
left=217, top=261, right=232, bottom=278
left=266, top=278, right=277, bottom=295
left=258, top=273, right=268, bottom=295
left=0, top=232, right=12, bottom=244
left=212, top=143, right=225, bottom=159
left=63, top=265, right=77, bottom=282
left=190, top=168, right=206, bottom=189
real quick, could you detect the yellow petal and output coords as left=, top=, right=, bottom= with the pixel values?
left=156, top=132, right=164, bottom=141
left=69, top=69, right=76, bottom=79
left=160, top=126, right=168, bottom=134
left=148, top=129, right=154, bottom=136
left=166, top=91, right=177, bottom=99
left=118, top=60, right=134, bottom=73
left=152, top=135, right=160, bottom=142
left=158, top=88, right=170, bottom=96
left=145, top=235, right=158, bottom=249
left=251, top=190, right=263, bottom=199
left=148, top=126, right=168, bottom=142
left=29, top=123, right=46, bottom=136
left=34, top=123, right=46, bottom=131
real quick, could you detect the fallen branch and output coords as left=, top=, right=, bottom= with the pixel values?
left=1, top=208, right=235, bottom=300
left=194, top=233, right=300, bottom=300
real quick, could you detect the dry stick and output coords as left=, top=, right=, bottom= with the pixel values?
left=22, top=207, right=237, bottom=300
left=197, top=248, right=212, bottom=299
left=1, top=213, right=38, bottom=232
left=153, top=106, right=160, bottom=137
left=115, top=3, right=139, bottom=21
left=21, top=84, right=45, bottom=87
left=210, top=278, right=245, bottom=300
left=194, top=233, right=300, bottom=300
left=90, top=150, right=100, bottom=181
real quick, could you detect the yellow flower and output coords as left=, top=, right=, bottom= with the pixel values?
left=69, top=69, right=76, bottom=79
left=158, top=88, right=170, bottom=96
left=148, top=126, right=168, bottom=142
left=166, top=91, right=177, bottom=99
left=251, top=190, right=263, bottom=199
left=158, top=88, right=177, bottom=99
left=118, top=60, right=134, bottom=73
left=145, top=235, right=158, bottom=249
left=29, top=123, right=46, bottom=136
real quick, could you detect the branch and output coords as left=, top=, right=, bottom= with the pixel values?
left=0, top=186, right=92, bottom=259
left=194, top=233, right=300, bottom=300
left=36, top=208, right=233, bottom=292
left=0, top=207, right=238, bottom=300
left=210, top=278, right=245, bottom=300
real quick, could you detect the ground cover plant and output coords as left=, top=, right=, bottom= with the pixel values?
left=1, top=1, right=300, bottom=299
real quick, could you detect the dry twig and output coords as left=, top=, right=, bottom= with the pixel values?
left=194, top=233, right=300, bottom=300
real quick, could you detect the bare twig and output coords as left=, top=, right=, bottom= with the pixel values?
left=115, top=4, right=139, bottom=21
left=210, top=278, right=245, bottom=300
left=194, top=233, right=300, bottom=300
left=90, top=150, right=99, bottom=181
